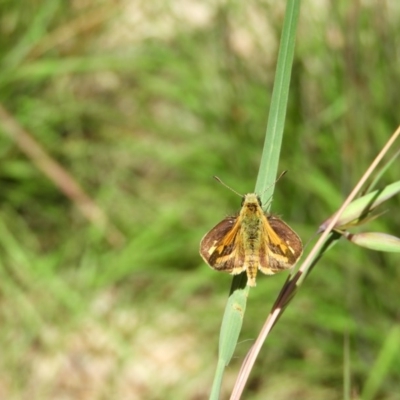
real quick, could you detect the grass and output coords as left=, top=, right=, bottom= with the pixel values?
left=0, top=1, right=400, bottom=399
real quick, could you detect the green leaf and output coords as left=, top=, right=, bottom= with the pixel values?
left=343, top=232, right=400, bottom=252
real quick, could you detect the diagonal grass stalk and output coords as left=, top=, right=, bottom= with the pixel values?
left=231, top=126, right=400, bottom=398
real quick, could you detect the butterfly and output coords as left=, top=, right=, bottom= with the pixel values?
left=200, top=191, right=302, bottom=286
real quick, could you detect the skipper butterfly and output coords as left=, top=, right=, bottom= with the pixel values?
left=200, top=184, right=302, bottom=287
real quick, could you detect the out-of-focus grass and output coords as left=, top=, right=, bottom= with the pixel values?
left=0, top=1, right=399, bottom=399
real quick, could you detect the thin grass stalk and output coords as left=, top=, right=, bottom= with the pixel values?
left=361, top=324, right=400, bottom=400
left=343, top=332, right=351, bottom=400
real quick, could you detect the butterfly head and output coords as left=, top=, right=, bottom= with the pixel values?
left=241, top=193, right=262, bottom=207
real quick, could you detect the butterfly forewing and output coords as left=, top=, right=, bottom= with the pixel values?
left=200, top=217, right=243, bottom=272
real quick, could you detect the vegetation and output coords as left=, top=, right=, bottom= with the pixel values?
left=0, top=1, right=399, bottom=399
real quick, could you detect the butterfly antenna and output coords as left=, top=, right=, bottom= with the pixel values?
left=213, top=176, right=243, bottom=197
left=261, top=170, right=288, bottom=196
left=261, top=170, right=289, bottom=209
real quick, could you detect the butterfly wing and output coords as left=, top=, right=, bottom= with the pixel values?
left=259, top=214, right=303, bottom=274
left=200, top=216, right=245, bottom=273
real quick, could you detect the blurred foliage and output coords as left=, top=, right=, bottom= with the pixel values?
left=0, top=0, right=399, bottom=399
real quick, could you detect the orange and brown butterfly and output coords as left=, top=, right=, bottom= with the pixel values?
left=199, top=178, right=303, bottom=287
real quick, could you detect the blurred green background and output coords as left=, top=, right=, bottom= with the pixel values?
left=0, top=1, right=399, bottom=399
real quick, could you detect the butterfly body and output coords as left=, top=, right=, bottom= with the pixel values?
left=200, top=193, right=302, bottom=286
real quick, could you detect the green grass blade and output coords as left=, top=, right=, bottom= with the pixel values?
left=255, top=0, right=301, bottom=203
left=343, top=333, right=351, bottom=400
left=210, top=1, right=301, bottom=399
left=209, top=360, right=226, bottom=400
left=361, top=325, right=400, bottom=400
left=209, top=282, right=248, bottom=400
left=3, top=0, right=60, bottom=69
